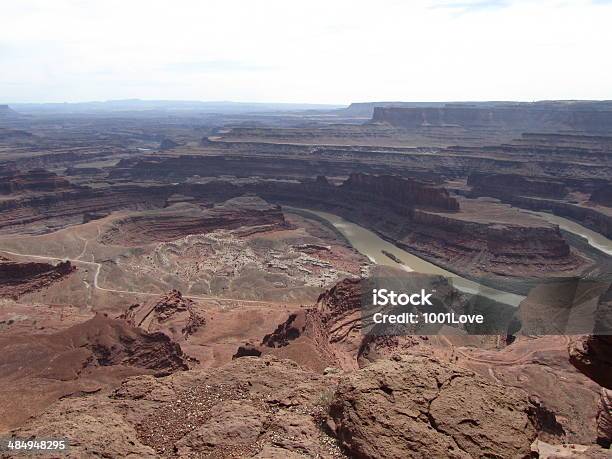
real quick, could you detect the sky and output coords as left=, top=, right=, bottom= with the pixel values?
left=1, top=0, right=611, bottom=104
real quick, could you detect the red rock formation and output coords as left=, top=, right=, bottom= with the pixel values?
left=569, top=335, right=612, bottom=389
left=0, top=169, right=72, bottom=194
left=0, top=313, right=189, bottom=430
left=500, top=194, right=612, bottom=238
left=0, top=256, right=75, bottom=299
left=121, top=289, right=206, bottom=341
left=402, top=209, right=580, bottom=276
left=9, top=356, right=341, bottom=457
left=329, top=354, right=539, bottom=458
left=0, top=185, right=172, bottom=235
left=597, top=389, right=612, bottom=448
left=100, top=197, right=288, bottom=245
left=341, top=172, right=459, bottom=211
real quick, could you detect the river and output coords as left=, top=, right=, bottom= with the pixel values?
left=289, top=206, right=612, bottom=308
left=288, top=208, right=526, bottom=307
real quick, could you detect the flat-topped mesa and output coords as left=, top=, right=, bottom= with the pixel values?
left=341, top=173, right=460, bottom=212
left=371, top=103, right=612, bottom=133
left=468, top=172, right=568, bottom=199
left=0, top=169, right=73, bottom=194
left=0, top=104, right=19, bottom=117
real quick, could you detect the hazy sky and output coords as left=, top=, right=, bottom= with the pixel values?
left=1, top=0, right=611, bottom=104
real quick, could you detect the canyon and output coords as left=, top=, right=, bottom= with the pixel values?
left=0, top=100, right=610, bottom=458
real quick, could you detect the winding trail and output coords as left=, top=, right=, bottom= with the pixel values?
left=0, top=248, right=277, bottom=306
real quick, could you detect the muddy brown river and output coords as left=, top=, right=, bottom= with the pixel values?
left=292, top=207, right=612, bottom=308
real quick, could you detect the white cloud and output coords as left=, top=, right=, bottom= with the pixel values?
left=0, top=0, right=610, bottom=103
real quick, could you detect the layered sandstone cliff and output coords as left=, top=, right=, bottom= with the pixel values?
left=0, top=169, right=73, bottom=194
left=341, top=172, right=459, bottom=211
left=468, top=172, right=567, bottom=198
left=372, top=103, right=612, bottom=133
left=99, top=196, right=287, bottom=246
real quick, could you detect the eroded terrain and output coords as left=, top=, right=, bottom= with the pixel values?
left=1, top=101, right=611, bottom=457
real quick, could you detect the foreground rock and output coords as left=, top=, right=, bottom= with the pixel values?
left=10, top=356, right=343, bottom=458
left=9, top=353, right=551, bottom=458
left=329, top=354, right=538, bottom=459
left=0, top=314, right=189, bottom=431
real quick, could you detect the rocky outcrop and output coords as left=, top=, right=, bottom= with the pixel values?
left=597, top=389, right=612, bottom=448
left=402, top=209, right=580, bottom=276
left=0, top=257, right=75, bottom=299
left=569, top=335, right=612, bottom=389
left=232, top=343, right=262, bottom=359
left=121, top=289, right=206, bottom=341
left=66, top=314, right=189, bottom=371
left=10, top=356, right=342, bottom=458
left=0, top=184, right=173, bottom=235
left=497, top=194, right=612, bottom=238
left=258, top=275, right=502, bottom=372
left=0, top=314, right=189, bottom=430
left=8, top=352, right=561, bottom=458
left=329, top=354, right=538, bottom=458
left=100, top=197, right=288, bottom=245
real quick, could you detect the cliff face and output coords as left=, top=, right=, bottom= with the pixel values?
left=468, top=172, right=567, bottom=198
left=121, top=290, right=206, bottom=342
left=341, top=172, right=459, bottom=211
left=591, top=184, right=612, bottom=207
left=399, top=210, right=578, bottom=276
left=505, top=195, right=612, bottom=239
left=250, top=175, right=583, bottom=280
left=372, top=105, right=612, bottom=133
left=0, top=185, right=173, bottom=235
left=0, top=169, right=73, bottom=194
left=100, top=196, right=287, bottom=245
left=0, top=257, right=75, bottom=299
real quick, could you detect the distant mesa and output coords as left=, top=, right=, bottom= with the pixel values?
left=371, top=101, right=612, bottom=133
left=0, top=105, right=19, bottom=118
